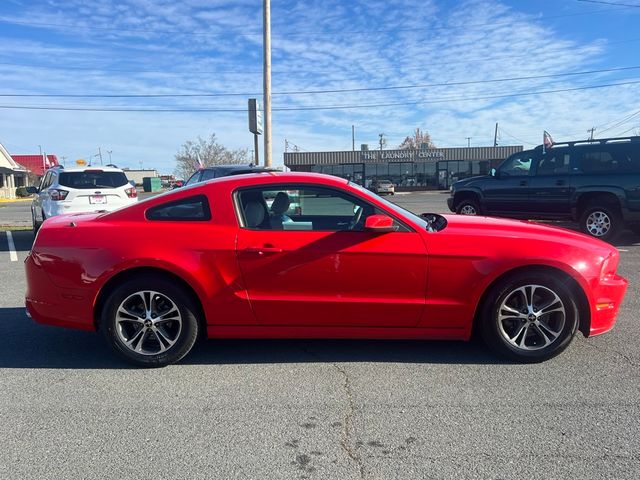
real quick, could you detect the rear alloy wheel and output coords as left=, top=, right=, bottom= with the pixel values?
left=456, top=199, right=480, bottom=215
left=580, top=205, right=619, bottom=241
left=481, top=272, right=578, bottom=362
left=101, top=276, right=199, bottom=367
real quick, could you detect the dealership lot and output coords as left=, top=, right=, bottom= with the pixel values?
left=1, top=192, right=639, bottom=479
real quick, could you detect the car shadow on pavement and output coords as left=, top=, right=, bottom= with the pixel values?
left=0, top=307, right=510, bottom=368
left=0, top=229, right=34, bottom=252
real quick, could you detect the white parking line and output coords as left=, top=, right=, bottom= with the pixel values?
left=6, top=231, right=18, bottom=262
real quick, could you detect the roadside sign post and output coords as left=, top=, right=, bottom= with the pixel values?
left=248, top=98, right=263, bottom=166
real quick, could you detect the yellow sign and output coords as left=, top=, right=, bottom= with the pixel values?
left=76, top=159, right=87, bottom=166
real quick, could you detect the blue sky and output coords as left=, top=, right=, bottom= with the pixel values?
left=0, top=0, right=639, bottom=175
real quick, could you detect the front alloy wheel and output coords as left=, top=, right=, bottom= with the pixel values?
left=102, top=276, right=199, bottom=367
left=481, top=272, right=578, bottom=362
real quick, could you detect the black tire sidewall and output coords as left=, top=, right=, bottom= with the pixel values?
left=101, top=276, right=199, bottom=367
left=481, top=272, right=578, bottom=363
left=580, top=205, right=619, bottom=241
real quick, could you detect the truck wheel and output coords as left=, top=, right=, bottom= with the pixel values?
left=579, top=204, right=620, bottom=241
left=456, top=199, right=481, bottom=215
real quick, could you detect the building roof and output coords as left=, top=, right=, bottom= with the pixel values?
left=0, top=142, right=29, bottom=173
left=11, top=154, right=59, bottom=176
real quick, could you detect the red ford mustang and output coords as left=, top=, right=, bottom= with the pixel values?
left=25, top=172, right=628, bottom=367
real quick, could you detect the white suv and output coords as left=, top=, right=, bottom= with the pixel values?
left=28, top=165, right=138, bottom=232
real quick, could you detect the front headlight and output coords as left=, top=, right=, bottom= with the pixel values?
left=600, top=252, right=619, bottom=280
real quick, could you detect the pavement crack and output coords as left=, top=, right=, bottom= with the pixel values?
left=582, top=340, right=640, bottom=368
left=300, top=345, right=365, bottom=479
left=332, top=362, right=366, bottom=480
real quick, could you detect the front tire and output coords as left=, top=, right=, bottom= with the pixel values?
left=101, top=276, right=199, bottom=367
left=480, top=271, right=578, bottom=363
left=456, top=199, right=481, bottom=215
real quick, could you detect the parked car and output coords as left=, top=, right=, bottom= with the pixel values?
left=27, top=165, right=138, bottom=233
left=447, top=136, right=640, bottom=240
left=371, top=179, right=395, bottom=195
left=25, top=172, right=627, bottom=367
left=184, top=164, right=279, bottom=186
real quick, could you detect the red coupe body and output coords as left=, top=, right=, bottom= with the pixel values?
left=25, top=172, right=627, bottom=364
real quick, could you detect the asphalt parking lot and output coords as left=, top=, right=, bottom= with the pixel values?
left=1, top=192, right=639, bottom=479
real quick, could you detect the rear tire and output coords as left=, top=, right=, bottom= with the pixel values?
left=480, top=271, right=579, bottom=363
left=579, top=203, right=620, bottom=241
left=100, top=276, right=200, bottom=367
left=456, top=199, right=481, bottom=215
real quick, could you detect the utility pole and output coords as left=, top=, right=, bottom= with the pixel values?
left=61, top=156, right=67, bottom=166
left=588, top=127, right=596, bottom=140
left=466, top=137, right=472, bottom=148
left=97, top=147, right=103, bottom=165
left=378, top=133, right=386, bottom=150
left=107, top=150, right=112, bottom=163
left=284, top=139, right=289, bottom=153
left=493, top=123, right=498, bottom=147
left=352, top=125, right=355, bottom=151
left=263, top=0, right=272, bottom=167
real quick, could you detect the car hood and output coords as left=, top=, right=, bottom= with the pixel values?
left=452, top=175, right=491, bottom=188
left=441, top=214, right=615, bottom=256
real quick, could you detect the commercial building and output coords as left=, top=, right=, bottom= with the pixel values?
left=284, top=145, right=523, bottom=190
left=0, top=142, right=31, bottom=199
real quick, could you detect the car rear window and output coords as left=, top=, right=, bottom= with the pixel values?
left=59, top=171, right=129, bottom=189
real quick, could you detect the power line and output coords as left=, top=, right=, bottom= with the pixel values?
left=2, top=65, right=639, bottom=98
left=1, top=79, right=639, bottom=113
left=577, top=0, right=640, bottom=7
left=597, top=108, right=640, bottom=134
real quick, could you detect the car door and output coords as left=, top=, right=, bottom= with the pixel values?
left=33, top=171, right=52, bottom=222
left=482, top=152, right=537, bottom=216
left=235, top=185, right=428, bottom=328
left=528, top=149, right=573, bottom=216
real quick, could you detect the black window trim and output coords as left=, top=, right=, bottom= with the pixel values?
left=233, top=183, right=415, bottom=233
left=145, top=194, right=212, bottom=222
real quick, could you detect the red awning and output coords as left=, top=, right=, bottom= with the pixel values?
left=11, top=155, right=59, bottom=176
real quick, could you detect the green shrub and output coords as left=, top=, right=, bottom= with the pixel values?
left=15, top=186, right=29, bottom=197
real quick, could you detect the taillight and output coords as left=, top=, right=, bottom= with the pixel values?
left=125, top=187, right=137, bottom=198
left=49, top=189, right=69, bottom=201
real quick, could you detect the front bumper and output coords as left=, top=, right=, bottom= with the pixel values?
left=588, top=273, right=628, bottom=336
left=446, top=197, right=455, bottom=212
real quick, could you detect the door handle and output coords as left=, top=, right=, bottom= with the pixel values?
left=243, top=246, right=283, bottom=255
left=555, top=179, right=565, bottom=186
left=519, top=180, right=528, bottom=186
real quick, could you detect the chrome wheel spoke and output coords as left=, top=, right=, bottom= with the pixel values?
left=497, top=283, right=566, bottom=351
left=157, top=307, right=180, bottom=322
left=125, top=328, right=146, bottom=350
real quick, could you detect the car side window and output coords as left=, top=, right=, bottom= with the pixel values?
left=237, top=185, right=409, bottom=232
left=536, top=152, right=571, bottom=175
left=578, top=150, right=618, bottom=173
left=146, top=195, right=211, bottom=221
left=200, top=170, right=217, bottom=182
left=499, top=154, right=534, bottom=176
left=40, top=172, right=52, bottom=190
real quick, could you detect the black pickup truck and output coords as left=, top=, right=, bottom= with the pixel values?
left=447, top=136, right=640, bottom=240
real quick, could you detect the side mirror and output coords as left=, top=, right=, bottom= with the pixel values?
left=490, top=168, right=497, bottom=177
left=26, top=186, right=38, bottom=194
left=364, top=214, right=396, bottom=233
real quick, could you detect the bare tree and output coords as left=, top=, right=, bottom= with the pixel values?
left=174, top=134, right=249, bottom=180
left=398, top=128, right=435, bottom=150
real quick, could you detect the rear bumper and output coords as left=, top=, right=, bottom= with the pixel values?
left=587, top=273, right=628, bottom=336
left=24, top=254, right=96, bottom=331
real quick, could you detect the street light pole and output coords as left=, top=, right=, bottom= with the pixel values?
left=263, top=0, right=272, bottom=167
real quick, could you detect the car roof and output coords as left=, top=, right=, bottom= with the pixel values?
left=204, top=171, right=349, bottom=187
left=50, top=166, right=125, bottom=173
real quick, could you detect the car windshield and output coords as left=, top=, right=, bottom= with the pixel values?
left=349, top=181, right=430, bottom=230
left=59, top=171, right=129, bottom=189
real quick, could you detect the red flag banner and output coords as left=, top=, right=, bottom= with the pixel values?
left=543, top=131, right=554, bottom=154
